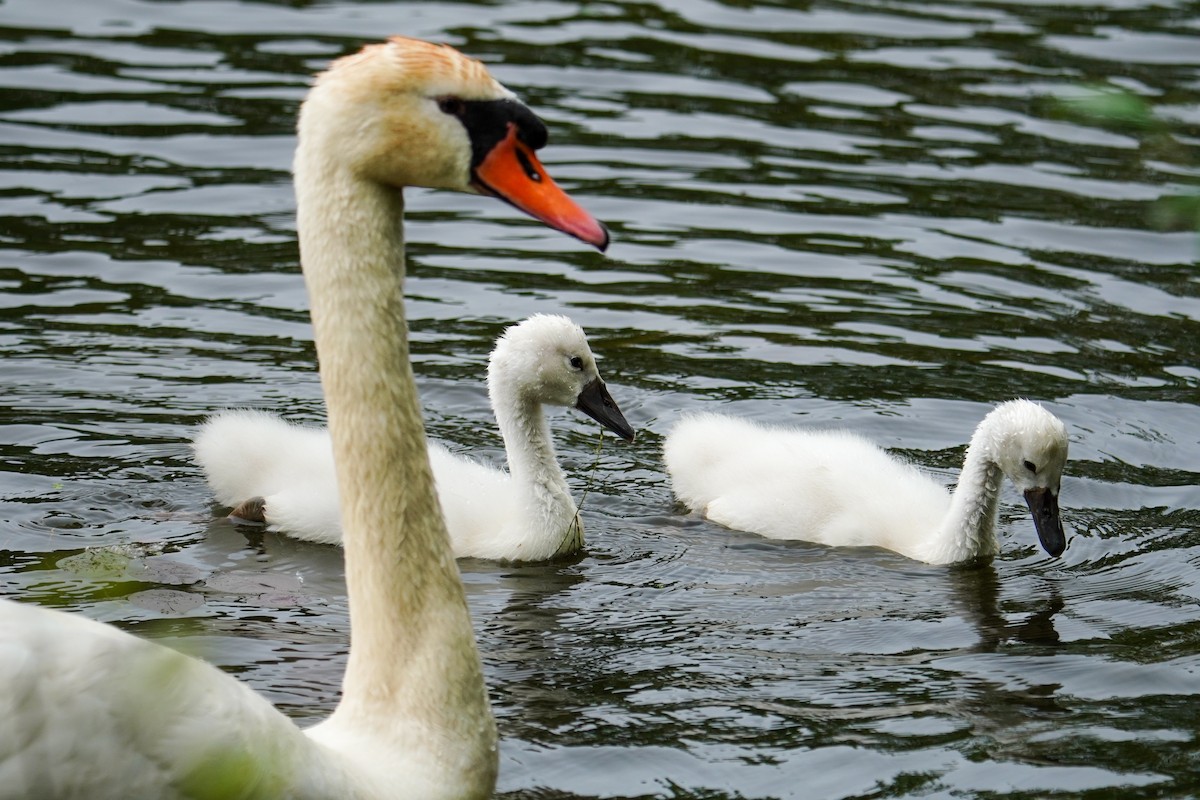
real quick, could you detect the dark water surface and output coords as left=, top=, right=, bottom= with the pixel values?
left=2, top=0, right=1199, bottom=796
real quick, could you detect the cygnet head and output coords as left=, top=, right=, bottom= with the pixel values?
left=296, top=36, right=607, bottom=249
left=982, top=399, right=1070, bottom=557
left=488, top=314, right=635, bottom=442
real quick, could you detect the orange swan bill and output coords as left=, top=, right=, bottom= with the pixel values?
left=472, top=124, right=610, bottom=252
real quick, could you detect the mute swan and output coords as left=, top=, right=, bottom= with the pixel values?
left=193, top=313, right=636, bottom=561
left=0, top=37, right=608, bottom=798
left=664, top=399, right=1069, bottom=565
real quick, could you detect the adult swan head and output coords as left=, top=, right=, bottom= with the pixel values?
left=298, top=36, right=607, bottom=250
left=0, top=37, right=607, bottom=799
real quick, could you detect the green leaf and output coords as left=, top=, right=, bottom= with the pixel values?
left=1060, top=87, right=1156, bottom=130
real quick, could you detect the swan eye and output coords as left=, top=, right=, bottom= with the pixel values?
left=569, top=356, right=584, bottom=370
left=437, top=96, right=465, bottom=116
left=1023, top=460, right=1037, bottom=474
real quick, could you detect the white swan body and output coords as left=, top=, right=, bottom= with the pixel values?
left=0, top=36, right=608, bottom=799
left=194, top=314, right=635, bottom=561
left=664, top=399, right=1069, bottom=565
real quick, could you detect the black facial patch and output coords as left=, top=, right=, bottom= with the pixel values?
left=444, top=97, right=549, bottom=168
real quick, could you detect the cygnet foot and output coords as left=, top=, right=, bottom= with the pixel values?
left=229, top=496, right=267, bottom=526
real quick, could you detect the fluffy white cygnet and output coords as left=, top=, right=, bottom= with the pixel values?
left=194, top=314, right=635, bottom=562
left=664, top=399, right=1069, bottom=565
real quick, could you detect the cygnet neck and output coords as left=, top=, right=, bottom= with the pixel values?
left=489, top=371, right=580, bottom=554
left=294, top=151, right=494, bottom=783
left=926, top=416, right=1007, bottom=564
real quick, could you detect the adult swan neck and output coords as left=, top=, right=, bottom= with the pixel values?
left=294, top=152, right=497, bottom=793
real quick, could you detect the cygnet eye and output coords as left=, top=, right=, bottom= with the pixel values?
left=569, top=356, right=584, bottom=370
left=437, top=96, right=465, bottom=116
left=1023, top=460, right=1038, bottom=474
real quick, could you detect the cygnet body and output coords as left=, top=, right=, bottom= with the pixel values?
left=664, top=399, right=1069, bottom=565
left=194, top=314, right=635, bottom=562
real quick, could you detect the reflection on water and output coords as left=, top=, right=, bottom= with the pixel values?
left=1, top=0, right=1198, bottom=797
left=950, top=566, right=1064, bottom=650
